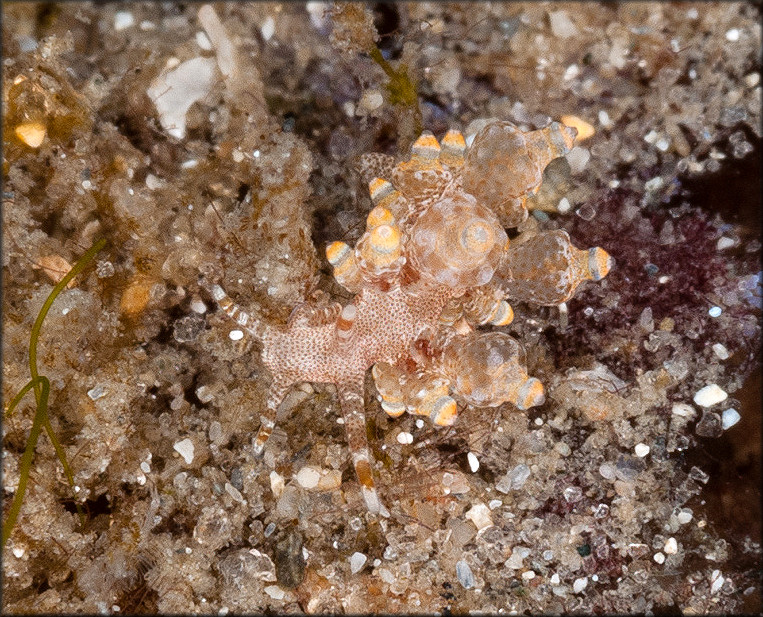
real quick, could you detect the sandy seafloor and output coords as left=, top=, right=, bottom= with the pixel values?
left=2, top=2, right=761, bottom=614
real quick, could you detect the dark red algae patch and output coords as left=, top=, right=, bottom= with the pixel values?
left=568, top=188, right=725, bottom=327
left=543, top=173, right=759, bottom=371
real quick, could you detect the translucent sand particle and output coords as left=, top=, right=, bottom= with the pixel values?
left=263, top=585, right=285, bottom=600
left=456, top=560, right=475, bottom=589
left=465, top=502, right=492, bottom=530
left=712, top=343, right=731, bottom=359
left=722, top=408, right=741, bottom=430
left=573, top=577, right=588, bottom=593
left=349, top=552, right=367, bottom=574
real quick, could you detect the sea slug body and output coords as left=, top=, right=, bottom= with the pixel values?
left=205, top=119, right=612, bottom=515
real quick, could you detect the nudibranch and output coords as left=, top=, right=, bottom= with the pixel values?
left=204, top=120, right=612, bottom=515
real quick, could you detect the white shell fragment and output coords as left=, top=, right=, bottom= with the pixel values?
left=197, top=385, right=215, bottom=404
left=173, top=438, right=195, bottom=464
left=197, top=4, right=235, bottom=79
left=664, top=537, right=678, bottom=554
left=147, top=56, right=217, bottom=139
left=693, top=384, right=728, bottom=407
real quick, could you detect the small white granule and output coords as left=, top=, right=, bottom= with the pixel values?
left=396, top=431, right=413, bottom=445
left=634, top=443, right=650, bottom=457
left=114, top=11, right=135, bottom=31
left=190, top=298, right=207, bottom=314
left=467, top=451, right=479, bottom=472
left=261, top=16, right=276, bottom=41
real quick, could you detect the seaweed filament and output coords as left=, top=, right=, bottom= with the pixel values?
left=2, top=237, right=106, bottom=547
